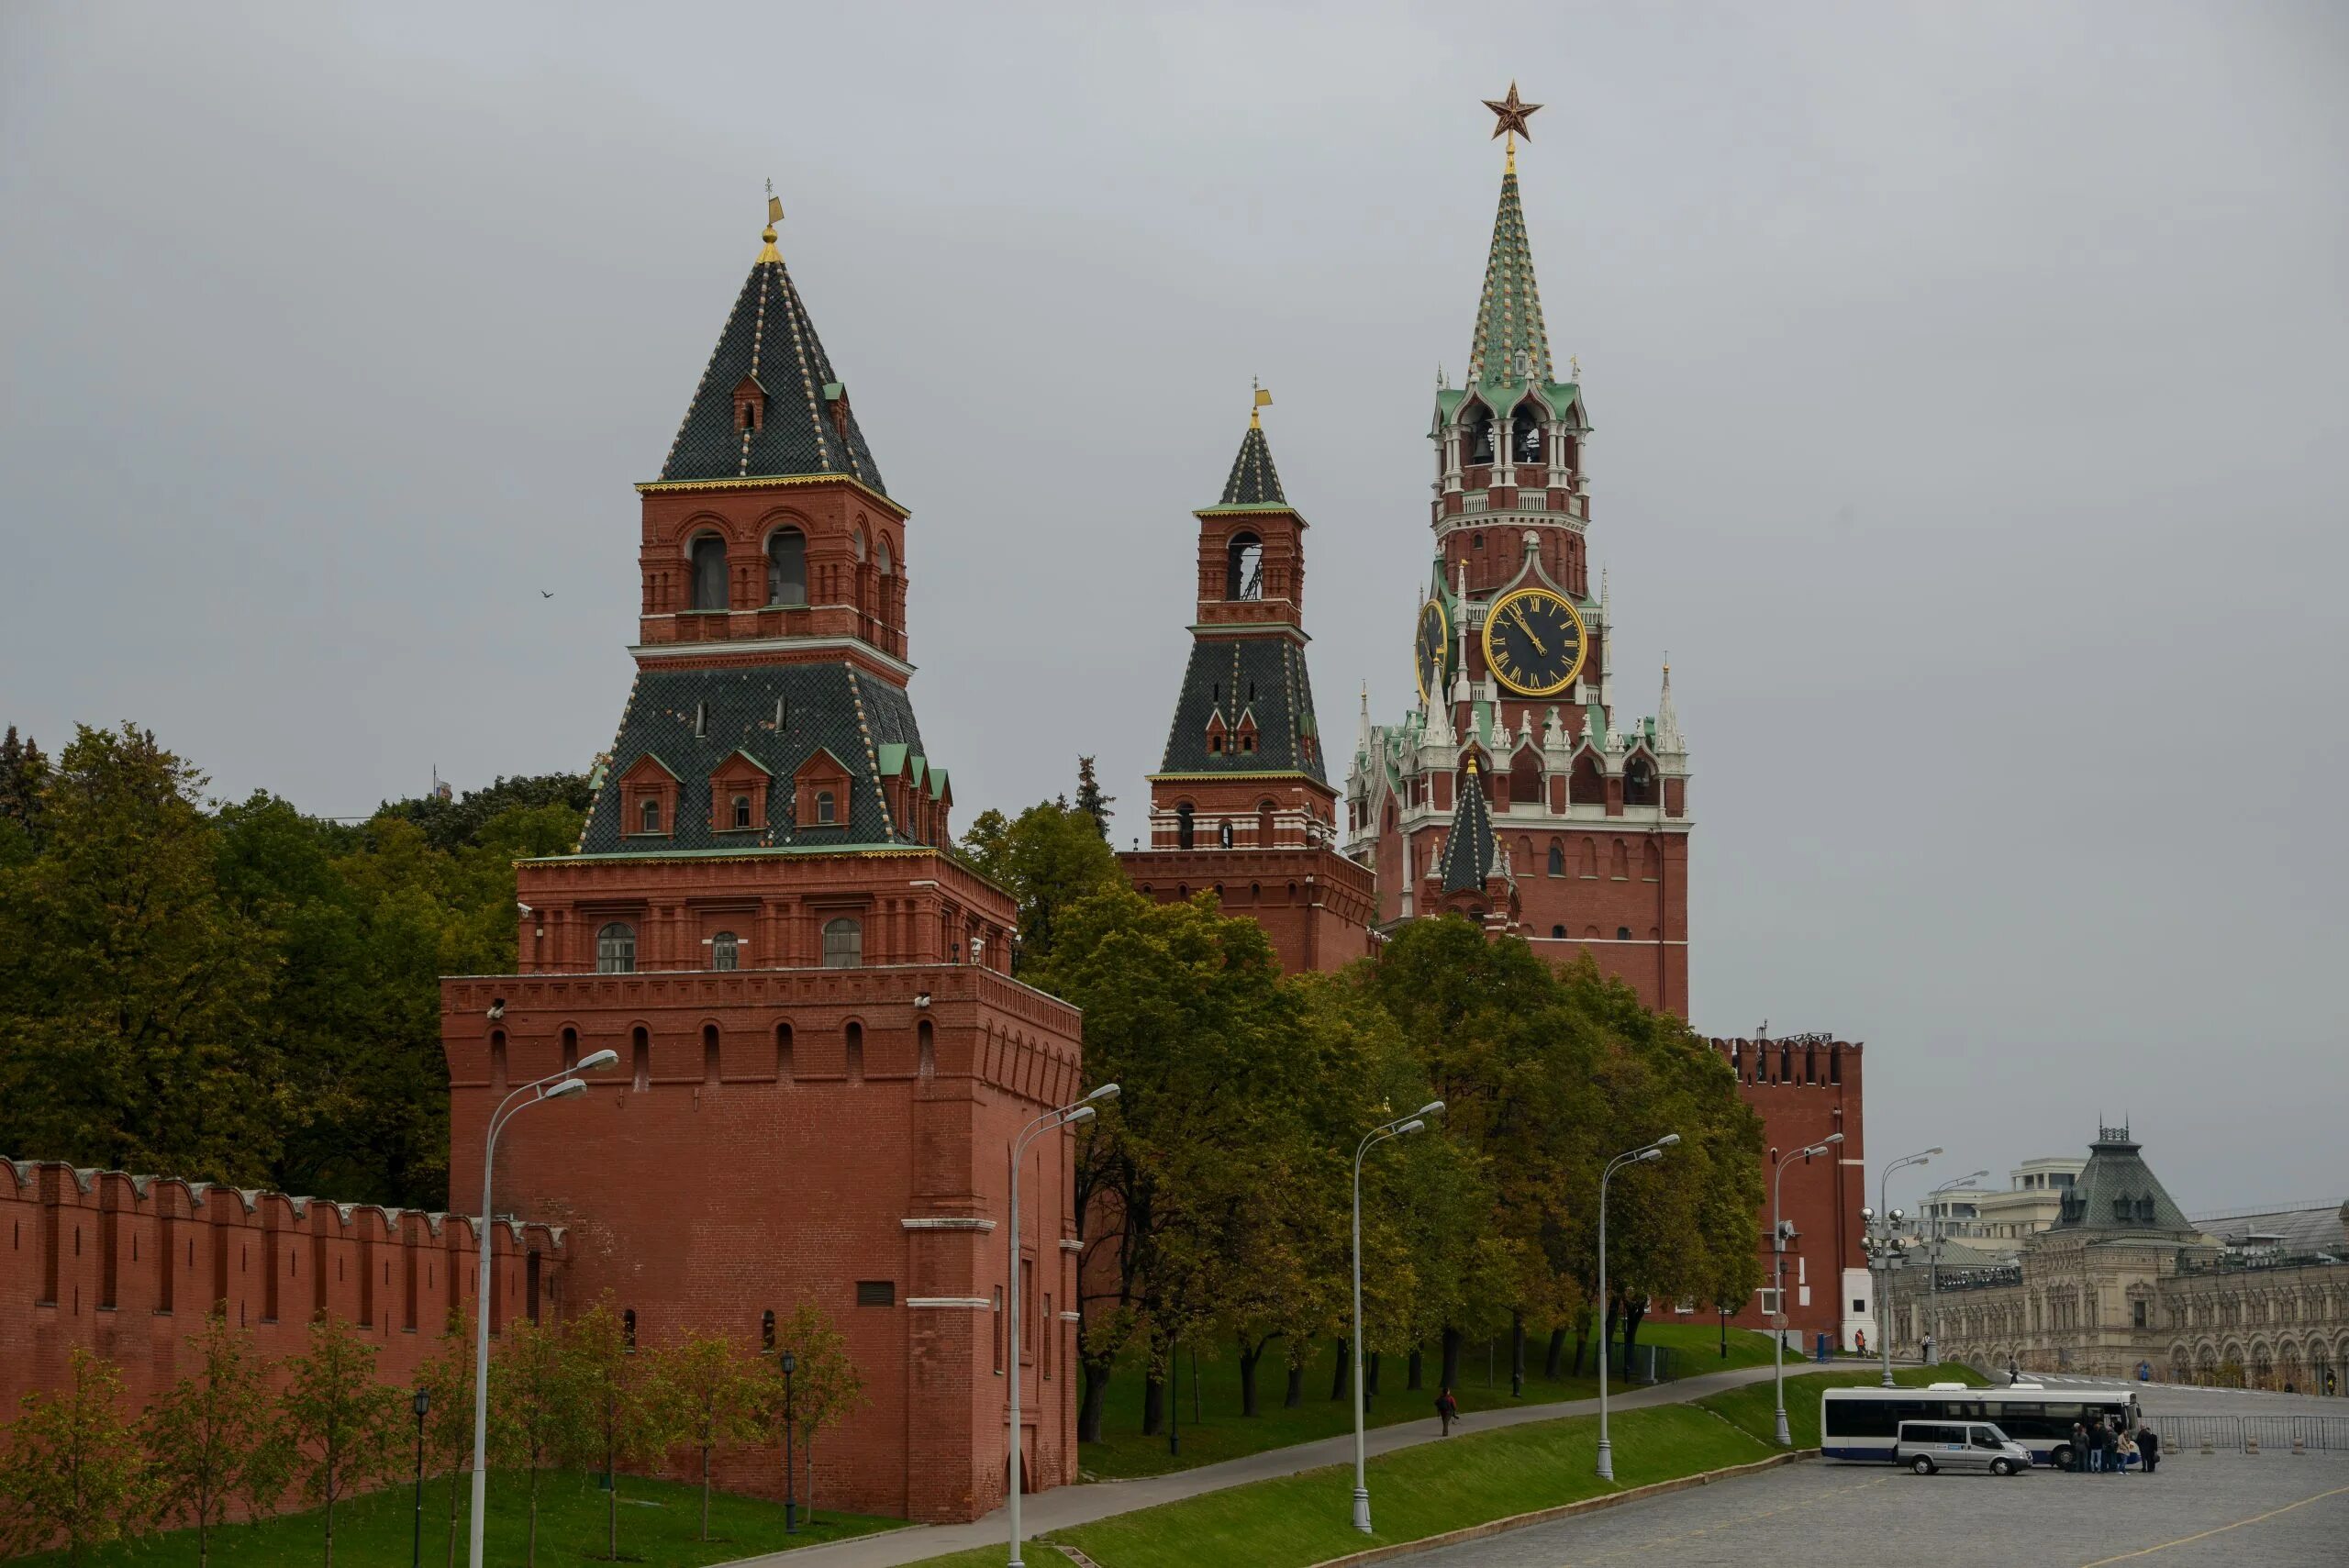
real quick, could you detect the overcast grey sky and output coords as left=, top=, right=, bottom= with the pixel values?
left=4, top=3, right=2343, bottom=1209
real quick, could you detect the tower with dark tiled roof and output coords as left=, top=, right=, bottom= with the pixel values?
left=1119, top=395, right=1376, bottom=972
left=440, top=199, right=1085, bottom=1528
left=1343, top=115, right=1691, bottom=1017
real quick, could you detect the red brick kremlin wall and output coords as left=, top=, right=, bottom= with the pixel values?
left=1708, top=1037, right=1868, bottom=1349
left=0, top=1155, right=564, bottom=1424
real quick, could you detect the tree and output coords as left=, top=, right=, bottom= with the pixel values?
left=655, top=1330, right=763, bottom=1541
left=279, top=1314, right=399, bottom=1568
left=763, top=1300, right=868, bottom=1523
left=414, top=1312, right=479, bottom=1568
left=0, top=1348, right=148, bottom=1566
left=487, top=1317, right=571, bottom=1568
left=0, top=724, right=281, bottom=1184
left=1073, top=756, right=1115, bottom=840
left=373, top=770, right=592, bottom=855
left=144, top=1310, right=274, bottom=1568
left=958, top=800, right=1125, bottom=973
left=0, top=725, right=47, bottom=856
left=560, top=1299, right=674, bottom=1562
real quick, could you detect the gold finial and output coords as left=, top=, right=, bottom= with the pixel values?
left=1251, top=378, right=1272, bottom=430
left=757, top=180, right=783, bottom=263
left=1466, top=753, right=1480, bottom=774
left=1570, top=354, right=1580, bottom=382
left=1506, top=132, right=1516, bottom=175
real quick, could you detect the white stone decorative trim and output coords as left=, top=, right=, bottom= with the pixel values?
left=628, top=635, right=918, bottom=679
left=905, top=1296, right=994, bottom=1310
left=1059, top=1310, right=1083, bottom=1322
left=1059, top=1239, right=1085, bottom=1253
left=901, top=1217, right=996, bottom=1232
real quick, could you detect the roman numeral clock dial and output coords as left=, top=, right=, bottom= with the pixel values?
left=1414, top=597, right=1451, bottom=705
left=1480, top=586, right=1587, bottom=697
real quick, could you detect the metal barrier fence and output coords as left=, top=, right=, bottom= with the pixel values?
left=2146, top=1414, right=2349, bottom=1453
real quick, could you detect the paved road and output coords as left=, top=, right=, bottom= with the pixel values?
left=1416, top=1418, right=2349, bottom=1566
left=724, top=1360, right=1797, bottom=1568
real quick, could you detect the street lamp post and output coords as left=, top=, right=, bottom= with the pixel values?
left=1351, top=1100, right=1445, bottom=1534
left=1008, top=1083, right=1120, bottom=1568
left=411, top=1386, right=430, bottom=1568
left=1924, top=1170, right=1987, bottom=1366
left=1597, top=1133, right=1679, bottom=1483
left=779, top=1351, right=797, bottom=1535
left=465, top=1048, right=617, bottom=1568
left=1771, top=1132, right=1844, bottom=1445
left=1873, top=1148, right=1939, bottom=1387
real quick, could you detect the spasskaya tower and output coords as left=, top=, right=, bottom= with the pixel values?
left=1343, top=90, right=1691, bottom=1016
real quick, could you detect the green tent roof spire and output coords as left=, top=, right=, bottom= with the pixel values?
left=1219, top=420, right=1286, bottom=506
left=1464, top=158, right=1553, bottom=391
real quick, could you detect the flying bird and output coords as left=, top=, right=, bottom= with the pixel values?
left=540, top=590, right=554, bottom=598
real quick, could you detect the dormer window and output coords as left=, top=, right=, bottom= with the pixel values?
left=816, top=790, right=836, bottom=825
left=1240, top=734, right=1255, bottom=753
left=694, top=701, right=708, bottom=739
left=732, top=374, right=765, bottom=434
left=731, top=794, right=751, bottom=828
left=640, top=798, right=662, bottom=833
left=1208, top=735, right=1223, bottom=754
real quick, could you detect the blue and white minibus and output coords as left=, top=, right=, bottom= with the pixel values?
left=1821, top=1383, right=2142, bottom=1469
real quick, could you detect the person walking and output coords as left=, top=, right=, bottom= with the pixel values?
left=2087, top=1419, right=2105, bottom=1473
left=2070, top=1419, right=2089, bottom=1473
left=2139, top=1424, right=2161, bottom=1476
left=1434, top=1386, right=1459, bottom=1437
left=1855, top=1329, right=1866, bottom=1358
left=2008, top=1357, right=2021, bottom=1385
left=2115, top=1425, right=2138, bottom=1474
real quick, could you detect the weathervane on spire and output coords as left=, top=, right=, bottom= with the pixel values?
left=1483, top=82, right=1542, bottom=168
left=758, top=180, right=784, bottom=263
left=1251, top=376, right=1272, bottom=430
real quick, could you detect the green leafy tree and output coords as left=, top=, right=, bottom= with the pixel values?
left=0, top=723, right=281, bottom=1183
left=143, top=1310, right=274, bottom=1568
left=763, top=1300, right=868, bottom=1523
left=655, top=1329, right=763, bottom=1540
left=0, top=725, right=48, bottom=860
left=560, top=1299, right=675, bottom=1562
left=958, top=800, right=1125, bottom=972
left=0, top=1347, right=148, bottom=1566
left=487, top=1317, right=571, bottom=1567
left=415, top=1312, right=479, bottom=1568
left=278, top=1314, right=399, bottom=1568
left=374, top=771, right=591, bottom=854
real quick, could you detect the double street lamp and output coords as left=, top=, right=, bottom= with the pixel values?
left=1597, top=1133, right=1678, bottom=1483
left=1007, top=1083, right=1120, bottom=1568
left=1770, top=1133, right=1843, bottom=1444
left=466, top=1049, right=618, bottom=1568
left=1863, top=1147, right=1939, bottom=1388
left=1351, top=1100, right=1444, bottom=1534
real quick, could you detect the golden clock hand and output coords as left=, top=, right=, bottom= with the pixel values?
left=1508, top=603, right=1547, bottom=656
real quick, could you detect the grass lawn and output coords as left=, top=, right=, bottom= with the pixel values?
left=12, top=1468, right=901, bottom=1568
left=1081, top=1319, right=1775, bottom=1480
left=1698, top=1362, right=1991, bottom=1450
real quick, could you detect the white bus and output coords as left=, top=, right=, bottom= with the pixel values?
left=1822, top=1384, right=2143, bottom=1469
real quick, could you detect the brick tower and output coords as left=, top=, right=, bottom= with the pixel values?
left=1343, top=125, right=1690, bottom=1016
left=440, top=201, right=1085, bottom=1523
left=1120, top=395, right=1376, bottom=972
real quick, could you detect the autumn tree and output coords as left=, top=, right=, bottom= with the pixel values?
left=763, top=1300, right=868, bottom=1523
left=144, top=1310, right=274, bottom=1568
left=488, top=1317, right=572, bottom=1568
left=279, top=1314, right=399, bottom=1568
left=0, top=1348, right=148, bottom=1566
left=560, top=1299, right=675, bottom=1562
left=655, top=1329, right=763, bottom=1541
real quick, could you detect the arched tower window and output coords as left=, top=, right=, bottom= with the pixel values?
left=630, top=1025, right=650, bottom=1090
left=774, top=1021, right=793, bottom=1082
left=639, top=797, right=662, bottom=835
left=689, top=533, right=729, bottom=611
left=766, top=528, right=807, bottom=606
left=710, top=930, right=739, bottom=972
left=1257, top=799, right=1276, bottom=846
left=852, top=527, right=868, bottom=562
left=1464, top=405, right=1494, bottom=463
left=1512, top=406, right=1542, bottom=462
left=823, top=917, right=863, bottom=969
left=1625, top=756, right=1657, bottom=807
left=596, top=922, right=637, bottom=974
left=703, top=1023, right=721, bottom=1084
left=844, top=1021, right=864, bottom=1084
left=1546, top=841, right=1564, bottom=877
left=876, top=538, right=893, bottom=577
left=918, top=1018, right=935, bottom=1080
left=1226, top=532, right=1264, bottom=601
left=1175, top=802, right=1195, bottom=851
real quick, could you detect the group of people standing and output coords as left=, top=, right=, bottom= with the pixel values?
left=2072, top=1415, right=2161, bottom=1474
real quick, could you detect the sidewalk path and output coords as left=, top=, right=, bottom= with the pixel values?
left=726, top=1359, right=1823, bottom=1568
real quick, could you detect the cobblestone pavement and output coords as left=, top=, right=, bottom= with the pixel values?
left=1412, top=1451, right=2349, bottom=1566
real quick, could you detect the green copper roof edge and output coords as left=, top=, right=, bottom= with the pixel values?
left=1147, top=769, right=1330, bottom=784
left=634, top=472, right=907, bottom=517
left=1194, top=504, right=1302, bottom=517
left=517, top=842, right=934, bottom=865
left=1184, top=622, right=1310, bottom=642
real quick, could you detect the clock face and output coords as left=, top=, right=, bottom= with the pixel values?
left=1414, top=598, right=1451, bottom=705
left=1482, top=586, right=1588, bottom=696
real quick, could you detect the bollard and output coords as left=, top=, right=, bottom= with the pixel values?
left=2199, top=1433, right=2213, bottom=1455
left=2246, top=1431, right=2260, bottom=1455
left=2293, top=1434, right=2305, bottom=1455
